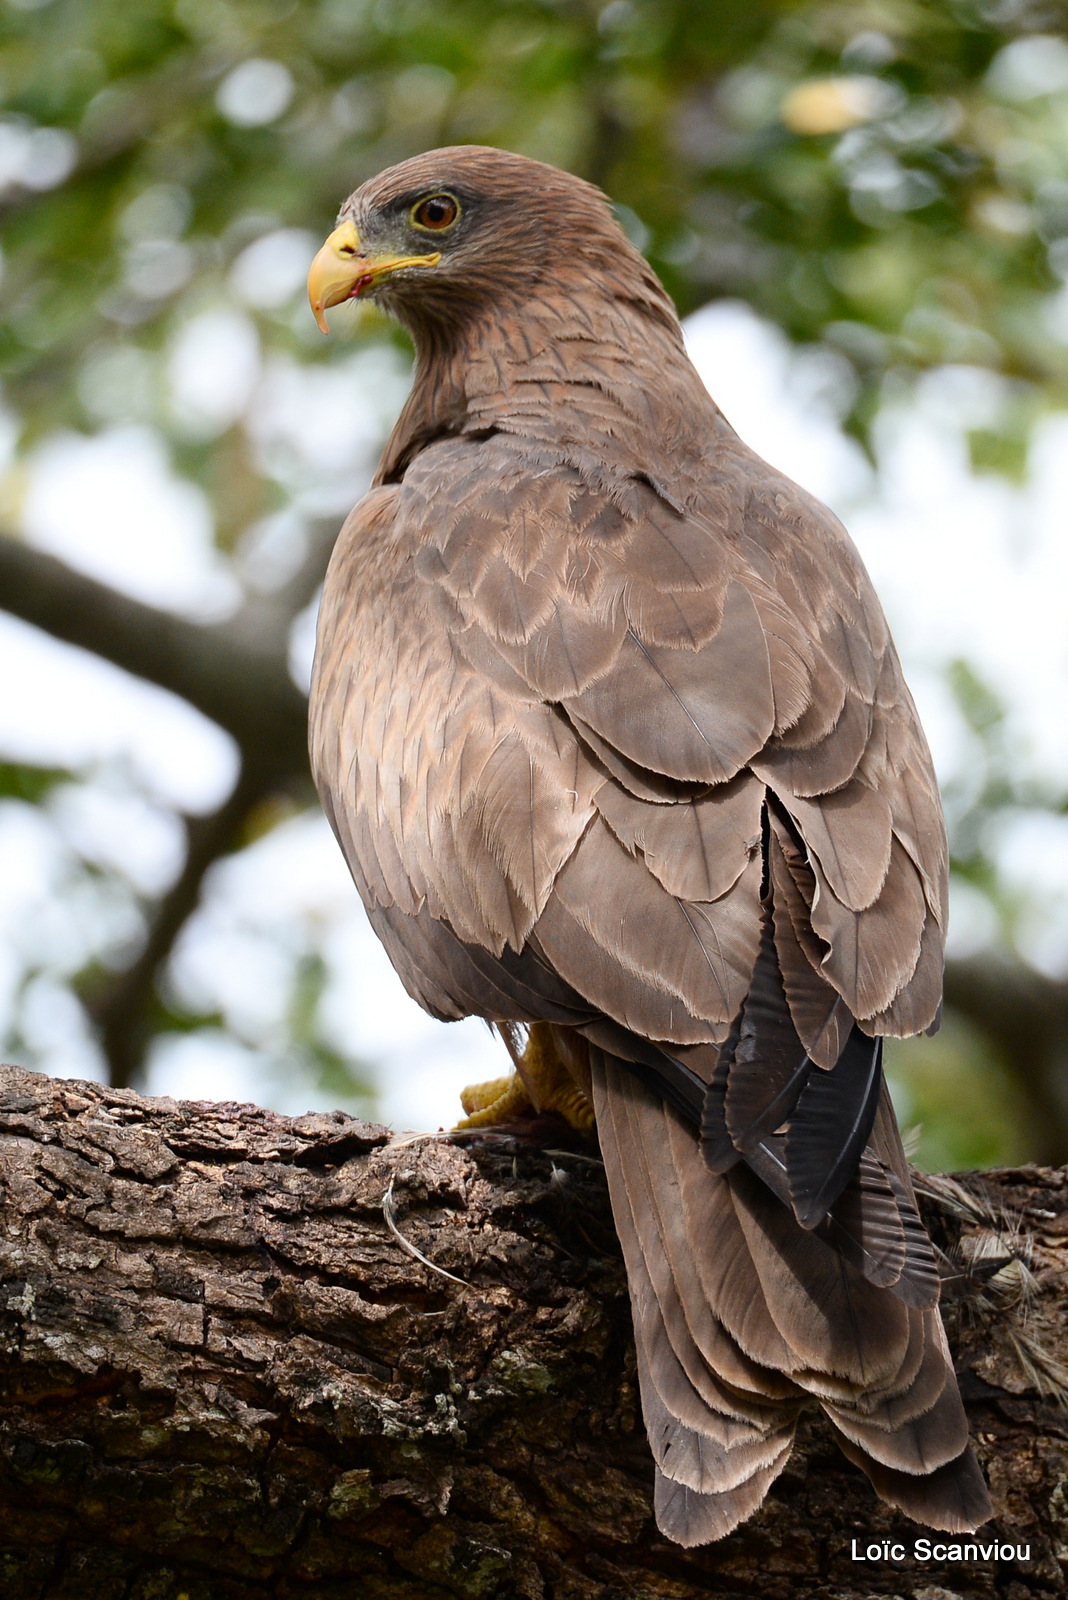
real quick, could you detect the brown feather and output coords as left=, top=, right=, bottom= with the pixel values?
left=625, top=576, right=728, bottom=650
left=565, top=711, right=704, bottom=803
left=545, top=817, right=762, bottom=1033
left=825, top=1313, right=967, bottom=1456
left=663, top=1101, right=798, bottom=1377
left=566, top=582, right=776, bottom=784
left=754, top=688, right=873, bottom=798
left=864, top=905, right=944, bottom=1037
left=765, top=818, right=853, bottom=1067
left=773, top=780, right=894, bottom=914
left=534, top=892, right=715, bottom=1044
left=594, top=1056, right=798, bottom=1525
left=594, top=772, right=763, bottom=903
left=728, top=1163, right=912, bottom=1388
left=811, top=836, right=928, bottom=1022
left=653, top=1446, right=794, bottom=1548
left=774, top=648, right=847, bottom=752
left=607, top=1060, right=805, bottom=1410
left=831, top=1438, right=991, bottom=1533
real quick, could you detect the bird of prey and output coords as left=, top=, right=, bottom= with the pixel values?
left=306, top=145, right=992, bottom=1545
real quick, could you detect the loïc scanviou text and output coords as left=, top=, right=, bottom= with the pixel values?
left=851, top=1538, right=1029, bottom=1563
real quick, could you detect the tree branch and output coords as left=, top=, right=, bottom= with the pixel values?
left=0, top=1063, right=1065, bottom=1598
left=80, top=755, right=287, bottom=1090
left=944, top=957, right=1068, bottom=1166
left=0, top=535, right=309, bottom=779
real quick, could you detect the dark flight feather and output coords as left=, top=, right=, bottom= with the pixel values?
left=722, top=902, right=814, bottom=1155
left=785, top=1027, right=884, bottom=1228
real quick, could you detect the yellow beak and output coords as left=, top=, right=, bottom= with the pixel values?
left=307, top=220, right=441, bottom=333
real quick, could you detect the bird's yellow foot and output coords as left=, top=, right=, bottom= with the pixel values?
left=455, top=1022, right=595, bottom=1133
left=456, top=1072, right=534, bottom=1128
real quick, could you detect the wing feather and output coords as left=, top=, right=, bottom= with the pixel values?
left=594, top=772, right=763, bottom=903
left=771, top=780, right=894, bottom=914
left=542, top=816, right=761, bottom=1033
left=564, top=582, right=776, bottom=784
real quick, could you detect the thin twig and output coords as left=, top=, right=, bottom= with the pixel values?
left=382, top=1177, right=469, bottom=1288
left=542, top=1148, right=604, bottom=1167
left=388, top=1129, right=461, bottom=1148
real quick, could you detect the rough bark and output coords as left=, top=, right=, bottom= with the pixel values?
left=1, top=1064, right=1066, bottom=1600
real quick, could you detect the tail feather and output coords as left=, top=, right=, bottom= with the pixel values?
left=654, top=1440, right=795, bottom=1548
left=666, top=1102, right=800, bottom=1378
left=728, top=1161, right=913, bottom=1387
left=823, top=1151, right=906, bottom=1287
left=586, top=1048, right=992, bottom=1544
left=635, top=1312, right=798, bottom=1492
left=825, top=1334, right=969, bottom=1471
left=574, top=806, right=991, bottom=1548
left=611, top=1061, right=804, bottom=1407
left=832, top=1436, right=992, bottom=1533
left=824, top=1303, right=930, bottom=1416
left=600, top=1057, right=801, bottom=1427
left=820, top=1148, right=939, bottom=1308
left=594, top=1054, right=801, bottom=1532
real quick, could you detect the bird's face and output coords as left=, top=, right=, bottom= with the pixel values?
left=307, top=186, right=467, bottom=333
left=307, top=145, right=626, bottom=337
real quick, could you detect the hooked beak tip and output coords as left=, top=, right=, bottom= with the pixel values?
left=307, top=219, right=363, bottom=336
left=307, top=214, right=442, bottom=333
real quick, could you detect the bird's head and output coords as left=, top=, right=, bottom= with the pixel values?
left=308, top=145, right=655, bottom=338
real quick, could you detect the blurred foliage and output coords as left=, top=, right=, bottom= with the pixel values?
left=4, top=0, right=1068, bottom=475
left=0, top=759, right=70, bottom=802
left=285, top=952, right=377, bottom=1113
left=3, top=0, right=1068, bottom=1154
left=147, top=950, right=376, bottom=1109
left=887, top=1012, right=1036, bottom=1171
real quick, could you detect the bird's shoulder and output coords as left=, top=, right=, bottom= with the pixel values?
left=391, top=428, right=895, bottom=784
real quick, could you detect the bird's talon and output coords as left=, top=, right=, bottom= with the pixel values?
left=454, top=1025, right=595, bottom=1134
left=455, top=1073, right=534, bottom=1128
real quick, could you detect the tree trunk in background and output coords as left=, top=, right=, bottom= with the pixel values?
left=0, top=1063, right=1065, bottom=1600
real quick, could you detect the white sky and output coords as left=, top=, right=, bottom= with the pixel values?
left=1, top=301, right=1066, bottom=1131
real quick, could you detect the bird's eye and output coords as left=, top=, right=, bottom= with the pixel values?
left=411, top=194, right=460, bottom=231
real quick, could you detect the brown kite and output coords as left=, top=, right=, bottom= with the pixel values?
left=307, top=146, right=991, bottom=1544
